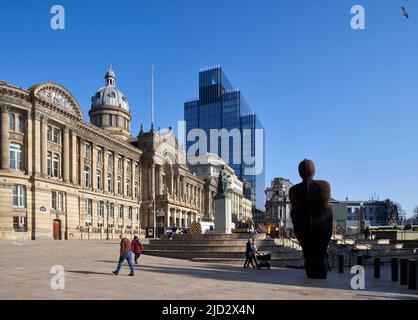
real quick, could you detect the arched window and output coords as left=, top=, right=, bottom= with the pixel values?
left=9, top=144, right=22, bottom=170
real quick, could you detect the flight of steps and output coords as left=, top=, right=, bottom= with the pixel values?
left=142, top=233, right=304, bottom=267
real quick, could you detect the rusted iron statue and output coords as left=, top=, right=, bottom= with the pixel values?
left=289, top=159, right=333, bottom=279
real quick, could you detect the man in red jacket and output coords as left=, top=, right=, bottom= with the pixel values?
left=131, top=236, right=143, bottom=264
left=113, top=234, right=134, bottom=276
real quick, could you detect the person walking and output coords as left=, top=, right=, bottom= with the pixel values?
left=113, top=234, right=135, bottom=276
left=243, top=239, right=255, bottom=268
left=131, top=236, right=143, bottom=264
left=251, top=238, right=260, bottom=268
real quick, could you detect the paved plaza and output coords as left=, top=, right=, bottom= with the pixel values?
left=0, top=240, right=417, bottom=300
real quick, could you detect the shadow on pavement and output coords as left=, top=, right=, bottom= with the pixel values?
left=93, top=258, right=418, bottom=299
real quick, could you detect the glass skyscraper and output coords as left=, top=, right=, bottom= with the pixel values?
left=184, top=66, right=265, bottom=213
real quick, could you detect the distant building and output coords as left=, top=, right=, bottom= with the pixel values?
left=264, top=178, right=293, bottom=228
left=188, top=153, right=252, bottom=224
left=184, top=66, right=265, bottom=215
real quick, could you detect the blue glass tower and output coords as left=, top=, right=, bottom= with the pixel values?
left=184, top=66, right=265, bottom=213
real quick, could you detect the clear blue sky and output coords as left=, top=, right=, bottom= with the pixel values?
left=1, top=0, right=417, bottom=217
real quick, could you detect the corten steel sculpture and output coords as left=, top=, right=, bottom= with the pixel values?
left=289, top=159, right=333, bottom=279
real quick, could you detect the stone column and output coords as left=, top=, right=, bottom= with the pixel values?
left=41, top=116, right=48, bottom=176
left=176, top=175, right=180, bottom=197
left=138, top=161, right=142, bottom=200
left=79, top=138, right=84, bottom=187
left=33, top=112, right=41, bottom=176
left=70, top=130, right=77, bottom=184
left=25, top=112, right=32, bottom=175
left=173, top=210, right=177, bottom=227
left=103, top=148, right=108, bottom=193
left=63, top=128, right=70, bottom=182
left=92, top=143, right=97, bottom=190
left=170, top=172, right=174, bottom=195
left=167, top=208, right=171, bottom=228
left=131, top=161, right=134, bottom=198
left=122, top=156, right=127, bottom=196
left=150, top=163, right=155, bottom=199
left=113, top=153, right=118, bottom=194
left=1, top=105, right=10, bottom=170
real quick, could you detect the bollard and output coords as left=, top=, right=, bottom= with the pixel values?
left=391, top=258, right=399, bottom=282
left=374, top=257, right=381, bottom=279
left=357, top=255, right=364, bottom=266
left=408, top=260, right=417, bottom=290
left=339, top=255, right=344, bottom=273
left=400, top=259, right=408, bottom=285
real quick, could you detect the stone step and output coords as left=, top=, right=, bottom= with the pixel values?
left=162, top=234, right=254, bottom=240
left=144, top=244, right=288, bottom=252
left=143, top=249, right=303, bottom=260
left=191, top=257, right=304, bottom=268
left=148, top=239, right=275, bottom=246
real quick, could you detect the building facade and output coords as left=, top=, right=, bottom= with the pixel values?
left=188, top=153, right=252, bottom=225
left=0, top=67, right=207, bottom=240
left=264, top=178, right=293, bottom=228
left=184, top=66, right=265, bottom=215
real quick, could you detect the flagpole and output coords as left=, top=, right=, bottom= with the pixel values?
left=151, top=65, right=154, bottom=131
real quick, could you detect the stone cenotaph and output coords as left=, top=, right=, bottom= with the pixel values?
left=214, top=165, right=233, bottom=234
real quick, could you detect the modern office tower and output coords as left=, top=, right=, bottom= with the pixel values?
left=184, top=66, right=265, bottom=215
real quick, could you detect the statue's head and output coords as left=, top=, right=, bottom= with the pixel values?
left=298, top=159, right=315, bottom=181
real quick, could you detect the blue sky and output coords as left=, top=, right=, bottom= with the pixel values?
left=1, top=0, right=417, bottom=216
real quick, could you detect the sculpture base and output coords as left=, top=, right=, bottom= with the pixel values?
left=214, top=198, right=232, bottom=234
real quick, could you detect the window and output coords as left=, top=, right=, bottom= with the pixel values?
left=98, top=201, right=104, bottom=218
left=9, top=144, right=22, bottom=170
left=9, top=113, right=15, bottom=131
left=119, top=205, right=124, bottom=219
left=107, top=174, right=112, bottom=192
left=136, top=208, right=140, bottom=221
left=47, top=152, right=52, bottom=176
left=97, top=115, right=102, bottom=127
left=127, top=160, right=131, bottom=173
left=135, top=163, right=139, bottom=176
left=115, top=115, right=119, bottom=127
left=96, top=170, right=102, bottom=189
left=13, top=216, right=27, bottom=232
left=126, top=179, right=130, bottom=196
left=117, top=176, right=121, bottom=194
left=109, top=114, right=113, bottom=126
left=117, top=157, right=122, bottom=170
left=84, top=166, right=90, bottom=187
left=109, top=203, right=114, bottom=219
left=12, top=185, right=26, bottom=208
left=96, top=148, right=102, bottom=163
left=108, top=153, right=113, bottom=167
left=51, top=191, right=64, bottom=211
left=47, top=126, right=52, bottom=141
left=128, top=206, right=132, bottom=220
left=53, top=128, right=60, bottom=144
left=53, top=154, right=60, bottom=177
left=134, top=182, right=139, bottom=198
left=84, top=144, right=91, bottom=159
left=85, top=199, right=92, bottom=216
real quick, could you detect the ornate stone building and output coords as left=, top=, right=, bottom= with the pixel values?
left=264, top=177, right=293, bottom=229
left=0, top=67, right=205, bottom=240
left=188, top=153, right=252, bottom=225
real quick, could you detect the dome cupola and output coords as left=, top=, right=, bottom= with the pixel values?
left=89, top=65, right=132, bottom=141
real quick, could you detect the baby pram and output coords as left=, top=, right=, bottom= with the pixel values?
left=256, top=252, right=271, bottom=269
